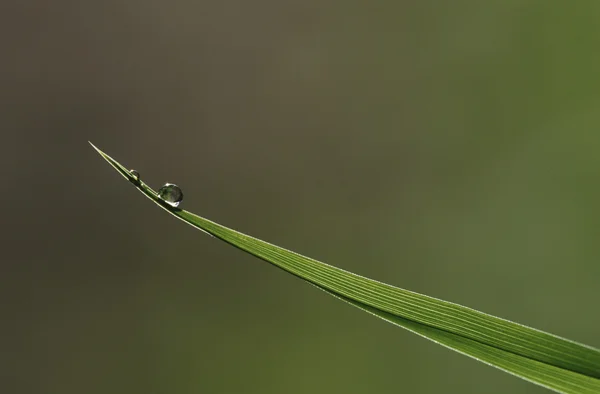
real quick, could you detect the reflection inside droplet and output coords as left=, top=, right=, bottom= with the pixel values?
left=130, top=169, right=140, bottom=182
left=158, top=183, right=183, bottom=207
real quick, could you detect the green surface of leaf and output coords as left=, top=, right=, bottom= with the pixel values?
left=91, top=143, right=600, bottom=393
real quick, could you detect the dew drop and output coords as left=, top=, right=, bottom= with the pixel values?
left=130, top=169, right=140, bottom=182
left=158, top=183, right=183, bottom=207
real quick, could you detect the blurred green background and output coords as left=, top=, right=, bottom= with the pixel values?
left=2, top=1, right=600, bottom=393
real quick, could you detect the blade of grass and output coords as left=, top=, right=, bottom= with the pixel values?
left=90, top=142, right=600, bottom=393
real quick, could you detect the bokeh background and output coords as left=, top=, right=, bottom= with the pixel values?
left=2, top=1, right=600, bottom=393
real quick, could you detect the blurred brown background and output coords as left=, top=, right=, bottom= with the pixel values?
left=1, top=1, right=600, bottom=393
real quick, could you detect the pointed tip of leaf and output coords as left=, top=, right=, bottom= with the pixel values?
left=89, top=142, right=108, bottom=159
left=89, top=143, right=131, bottom=181
left=88, top=141, right=101, bottom=153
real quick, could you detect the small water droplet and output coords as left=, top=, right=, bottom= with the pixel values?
left=130, top=169, right=140, bottom=182
left=158, top=183, right=183, bottom=207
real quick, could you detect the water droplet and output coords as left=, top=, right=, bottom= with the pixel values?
left=158, top=183, right=183, bottom=207
left=129, top=169, right=140, bottom=182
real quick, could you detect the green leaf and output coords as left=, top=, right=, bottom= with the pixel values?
left=90, top=143, right=600, bottom=393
